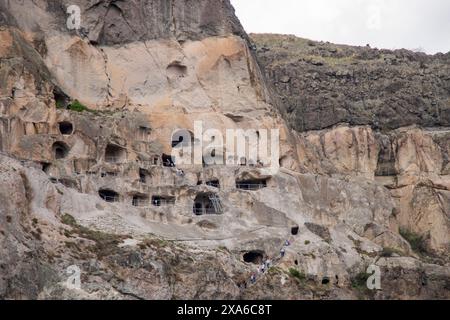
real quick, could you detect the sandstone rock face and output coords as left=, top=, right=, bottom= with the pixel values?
left=254, top=33, right=450, bottom=261
left=0, top=1, right=448, bottom=300
left=295, top=125, right=450, bottom=255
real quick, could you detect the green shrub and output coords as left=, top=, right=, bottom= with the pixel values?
left=400, top=228, right=427, bottom=255
left=304, top=240, right=311, bottom=245
left=289, top=268, right=306, bottom=281
left=381, top=247, right=404, bottom=257
left=351, top=271, right=369, bottom=289
left=61, top=213, right=77, bottom=227
left=68, top=100, right=88, bottom=112
left=351, top=270, right=378, bottom=299
left=268, top=267, right=282, bottom=275
left=55, top=99, right=65, bottom=109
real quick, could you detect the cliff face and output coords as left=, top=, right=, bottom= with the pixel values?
left=0, top=1, right=449, bottom=300
left=253, top=34, right=450, bottom=256
left=0, top=0, right=247, bottom=44
left=253, top=34, right=450, bottom=132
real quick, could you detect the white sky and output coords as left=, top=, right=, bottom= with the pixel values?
left=230, top=0, right=450, bottom=54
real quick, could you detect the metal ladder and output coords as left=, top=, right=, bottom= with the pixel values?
left=209, top=194, right=223, bottom=214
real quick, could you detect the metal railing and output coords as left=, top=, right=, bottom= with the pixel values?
left=206, top=181, right=220, bottom=188
left=132, top=199, right=150, bottom=207
left=100, top=195, right=119, bottom=203
left=193, top=208, right=221, bottom=215
left=152, top=199, right=176, bottom=207
left=235, top=183, right=267, bottom=191
left=209, top=194, right=223, bottom=213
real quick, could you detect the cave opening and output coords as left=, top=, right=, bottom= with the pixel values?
left=132, top=194, right=149, bottom=207
left=59, top=121, right=73, bottom=135
left=206, top=179, right=220, bottom=189
left=167, top=62, right=188, bottom=78
left=53, top=88, right=70, bottom=109
left=138, top=126, right=151, bottom=142
left=105, top=144, right=126, bottom=163
left=98, top=189, right=119, bottom=203
left=41, top=162, right=51, bottom=173
left=139, top=168, right=147, bottom=184
left=236, top=178, right=268, bottom=191
left=243, top=251, right=264, bottom=264
left=152, top=195, right=175, bottom=207
left=52, top=141, right=69, bottom=160
left=193, top=193, right=222, bottom=215
left=291, top=226, right=299, bottom=236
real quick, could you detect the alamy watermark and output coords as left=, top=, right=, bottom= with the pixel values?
left=66, top=265, right=81, bottom=290
left=170, top=121, right=280, bottom=173
left=66, top=5, right=81, bottom=30
left=366, top=264, right=381, bottom=290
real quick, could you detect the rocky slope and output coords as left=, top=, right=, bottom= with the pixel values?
left=0, top=1, right=449, bottom=300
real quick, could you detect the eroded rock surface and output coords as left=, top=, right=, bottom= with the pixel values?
left=253, top=33, right=450, bottom=132
left=0, top=1, right=448, bottom=300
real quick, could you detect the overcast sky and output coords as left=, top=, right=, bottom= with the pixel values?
left=230, top=0, right=450, bottom=54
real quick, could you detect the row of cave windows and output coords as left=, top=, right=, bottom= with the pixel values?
left=52, top=140, right=130, bottom=162
left=98, top=190, right=222, bottom=215
left=52, top=141, right=194, bottom=168
left=53, top=141, right=269, bottom=173
left=53, top=122, right=269, bottom=170
left=52, top=120, right=148, bottom=162
left=58, top=120, right=152, bottom=144
left=140, top=169, right=267, bottom=191
left=140, top=168, right=267, bottom=191
left=49, top=142, right=269, bottom=191
left=55, top=122, right=265, bottom=167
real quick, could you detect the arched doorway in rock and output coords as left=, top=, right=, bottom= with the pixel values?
left=193, top=193, right=222, bottom=215
left=242, top=251, right=265, bottom=264
left=52, top=141, right=69, bottom=160
left=291, top=226, right=299, bottom=236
